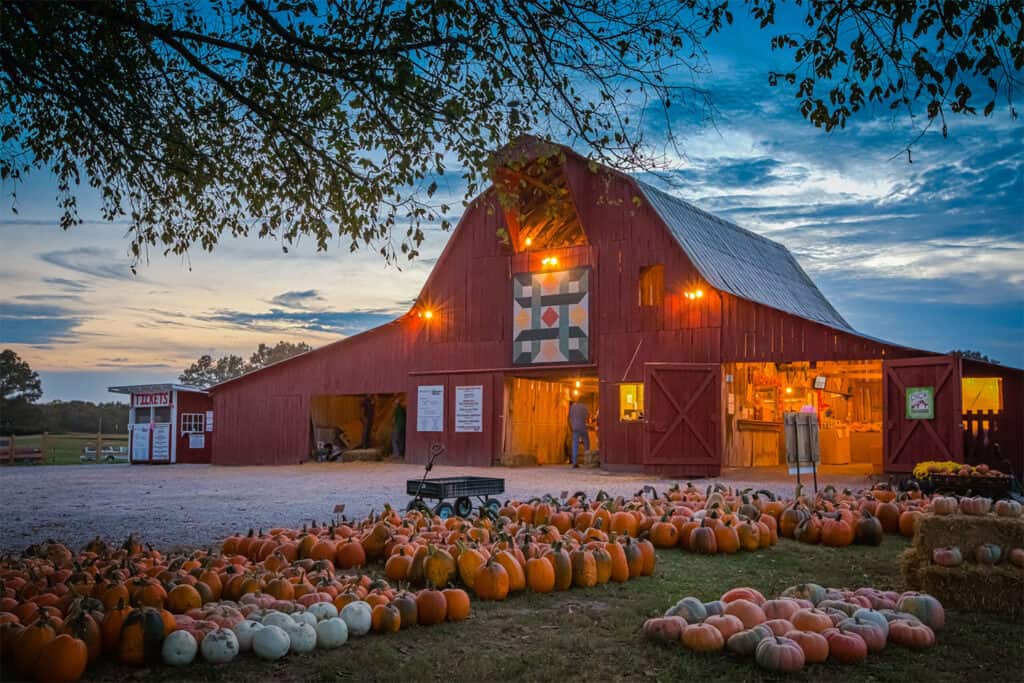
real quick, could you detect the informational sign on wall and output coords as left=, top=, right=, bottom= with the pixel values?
left=455, top=385, right=483, bottom=433
left=417, top=385, right=444, bottom=432
left=151, top=423, right=171, bottom=461
left=205, top=411, right=214, bottom=432
left=189, top=433, right=205, bottom=449
left=134, top=392, right=170, bottom=407
left=131, top=424, right=150, bottom=462
left=906, top=386, right=935, bottom=420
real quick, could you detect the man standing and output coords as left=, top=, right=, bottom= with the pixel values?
left=360, top=394, right=376, bottom=449
left=392, top=397, right=406, bottom=458
left=567, top=398, right=590, bottom=468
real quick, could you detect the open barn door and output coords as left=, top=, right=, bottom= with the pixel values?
left=643, top=363, right=722, bottom=477
left=883, top=356, right=962, bottom=473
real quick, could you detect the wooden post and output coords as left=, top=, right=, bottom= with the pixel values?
left=96, top=430, right=102, bottom=465
left=41, top=431, right=48, bottom=464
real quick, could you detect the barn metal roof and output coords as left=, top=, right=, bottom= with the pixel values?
left=636, top=181, right=854, bottom=331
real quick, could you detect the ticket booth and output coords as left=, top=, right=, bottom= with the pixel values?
left=108, top=384, right=213, bottom=464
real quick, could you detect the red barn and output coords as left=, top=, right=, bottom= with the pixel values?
left=209, top=139, right=1022, bottom=477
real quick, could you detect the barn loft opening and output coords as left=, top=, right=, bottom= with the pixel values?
left=493, top=149, right=587, bottom=252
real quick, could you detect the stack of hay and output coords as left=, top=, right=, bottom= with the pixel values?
left=901, top=514, right=1024, bottom=617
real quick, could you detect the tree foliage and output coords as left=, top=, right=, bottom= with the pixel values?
left=1, top=0, right=1019, bottom=262
left=0, top=348, right=42, bottom=404
left=179, top=340, right=313, bottom=386
left=950, top=348, right=999, bottom=364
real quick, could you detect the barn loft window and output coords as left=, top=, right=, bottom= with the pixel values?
left=180, top=413, right=205, bottom=434
left=638, top=265, right=664, bottom=306
left=619, top=383, right=645, bottom=421
left=962, top=377, right=1002, bottom=413
left=493, top=149, right=588, bottom=252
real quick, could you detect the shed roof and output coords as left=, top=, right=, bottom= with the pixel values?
left=108, top=383, right=207, bottom=395
left=636, top=181, right=853, bottom=332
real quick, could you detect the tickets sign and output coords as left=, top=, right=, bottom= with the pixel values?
left=133, top=392, right=171, bottom=407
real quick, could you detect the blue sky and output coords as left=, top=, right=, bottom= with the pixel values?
left=1, top=9, right=1021, bottom=403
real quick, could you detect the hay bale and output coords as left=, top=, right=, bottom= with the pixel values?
left=918, top=564, right=1024, bottom=618
left=902, top=514, right=1024, bottom=618
left=913, top=514, right=1024, bottom=556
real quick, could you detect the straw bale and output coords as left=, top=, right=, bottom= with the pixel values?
left=916, top=563, right=1024, bottom=618
left=913, top=514, right=1024, bottom=556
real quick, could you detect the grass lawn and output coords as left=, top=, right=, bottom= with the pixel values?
left=2, top=433, right=128, bottom=465
left=86, top=537, right=1024, bottom=682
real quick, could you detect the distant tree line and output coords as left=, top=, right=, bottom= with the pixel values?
left=179, top=341, right=312, bottom=387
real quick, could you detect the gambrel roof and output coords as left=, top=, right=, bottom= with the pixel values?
left=637, top=181, right=854, bottom=332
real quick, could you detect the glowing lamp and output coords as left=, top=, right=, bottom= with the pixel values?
left=575, top=380, right=581, bottom=388
left=785, top=386, right=793, bottom=395
left=684, top=288, right=706, bottom=300
left=524, top=237, right=533, bottom=247
left=540, top=256, right=559, bottom=267
left=573, top=389, right=580, bottom=397
left=421, top=309, right=434, bottom=320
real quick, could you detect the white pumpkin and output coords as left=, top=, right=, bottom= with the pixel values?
left=162, top=630, right=197, bottom=666
left=292, top=611, right=318, bottom=628
left=232, top=620, right=264, bottom=652
left=253, top=625, right=291, bottom=661
left=316, top=617, right=348, bottom=649
left=262, top=611, right=295, bottom=631
left=288, top=621, right=318, bottom=654
left=306, top=601, right=338, bottom=621
left=340, top=601, right=372, bottom=637
left=201, top=628, right=239, bottom=665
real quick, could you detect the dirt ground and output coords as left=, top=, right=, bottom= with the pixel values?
left=0, top=462, right=877, bottom=552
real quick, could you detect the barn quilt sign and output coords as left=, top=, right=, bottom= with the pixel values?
left=512, top=267, right=590, bottom=365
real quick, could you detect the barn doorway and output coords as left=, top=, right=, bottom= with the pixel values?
left=722, top=361, right=883, bottom=473
left=501, top=374, right=599, bottom=466
left=309, top=393, right=405, bottom=461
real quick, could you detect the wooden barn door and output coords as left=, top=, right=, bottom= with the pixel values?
left=643, top=363, right=722, bottom=477
left=883, top=356, right=962, bottom=473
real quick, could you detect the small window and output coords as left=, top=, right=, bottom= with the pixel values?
left=153, top=406, right=172, bottom=423
left=180, top=413, right=206, bottom=434
left=638, top=265, right=664, bottom=306
left=962, top=378, right=1002, bottom=413
left=131, top=407, right=150, bottom=424
left=619, top=383, right=645, bottom=421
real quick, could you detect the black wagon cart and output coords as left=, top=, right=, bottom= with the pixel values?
left=406, top=443, right=504, bottom=518
left=406, top=476, right=505, bottom=519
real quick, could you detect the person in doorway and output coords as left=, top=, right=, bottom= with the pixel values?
left=392, top=397, right=407, bottom=458
left=360, top=395, right=376, bottom=449
left=568, top=398, right=590, bottom=468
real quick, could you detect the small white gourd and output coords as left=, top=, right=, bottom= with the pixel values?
left=161, top=630, right=197, bottom=666
left=315, top=617, right=348, bottom=649
left=253, top=625, right=291, bottom=661
left=232, top=619, right=264, bottom=652
left=340, top=601, right=372, bottom=637
left=200, top=628, right=239, bottom=664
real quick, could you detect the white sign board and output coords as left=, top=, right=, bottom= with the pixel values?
left=151, top=423, right=171, bottom=461
left=205, top=410, right=214, bottom=432
left=131, top=424, right=150, bottom=462
left=417, top=385, right=444, bottom=432
left=189, top=433, right=205, bottom=449
left=455, top=385, right=483, bottom=433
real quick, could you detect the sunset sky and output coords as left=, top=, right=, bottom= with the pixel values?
left=2, top=11, right=1021, bottom=403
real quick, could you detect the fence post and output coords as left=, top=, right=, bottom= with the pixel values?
left=42, top=432, right=48, bottom=463
left=96, top=431, right=102, bottom=464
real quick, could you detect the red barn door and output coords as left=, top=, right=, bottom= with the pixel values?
left=643, top=363, right=722, bottom=477
left=883, top=356, right=962, bottom=473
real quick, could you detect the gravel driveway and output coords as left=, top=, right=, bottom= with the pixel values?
left=0, top=462, right=875, bottom=552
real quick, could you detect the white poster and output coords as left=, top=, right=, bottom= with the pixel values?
left=205, top=410, right=214, bottom=432
left=151, top=423, right=171, bottom=461
left=131, top=424, right=150, bottom=462
left=455, top=385, right=483, bottom=433
left=189, top=433, right=205, bottom=449
left=417, top=385, right=444, bottom=432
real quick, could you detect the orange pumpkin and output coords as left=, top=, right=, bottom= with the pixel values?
left=415, top=589, right=447, bottom=626
left=14, top=613, right=57, bottom=677
left=165, top=584, right=202, bottom=614
left=441, top=588, right=471, bottom=622
left=117, top=607, right=169, bottom=665
left=474, top=558, right=510, bottom=600
left=34, top=634, right=87, bottom=682
left=525, top=557, right=556, bottom=593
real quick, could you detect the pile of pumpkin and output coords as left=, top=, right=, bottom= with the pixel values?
left=221, top=498, right=659, bottom=601
left=0, top=534, right=472, bottom=682
left=644, top=582, right=944, bottom=673
left=929, top=496, right=1024, bottom=569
